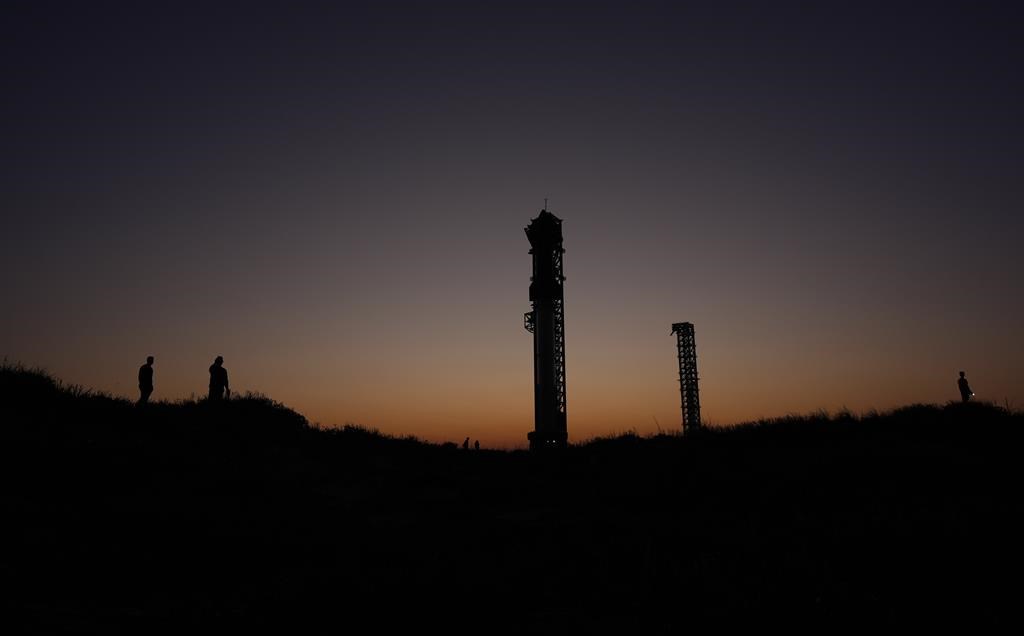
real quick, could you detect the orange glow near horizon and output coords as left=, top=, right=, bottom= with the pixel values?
left=11, top=280, right=1020, bottom=449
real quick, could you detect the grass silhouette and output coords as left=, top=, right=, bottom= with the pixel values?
left=4, top=362, right=1023, bottom=631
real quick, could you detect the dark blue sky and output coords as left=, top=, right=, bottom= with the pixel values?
left=3, top=1, right=1022, bottom=444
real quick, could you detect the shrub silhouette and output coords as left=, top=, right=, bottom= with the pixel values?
left=4, top=362, right=1023, bottom=632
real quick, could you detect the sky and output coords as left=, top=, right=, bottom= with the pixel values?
left=2, top=1, right=1022, bottom=447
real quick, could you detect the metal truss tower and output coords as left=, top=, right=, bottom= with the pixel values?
left=524, top=209, right=567, bottom=449
left=671, top=322, right=701, bottom=433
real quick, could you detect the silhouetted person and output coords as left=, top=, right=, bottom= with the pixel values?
left=209, top=356, right=230, bottom=401
left=474, top=440, right=480, bottom=450
left=957, top=371, right=973, bottom=403
left=463, top=437, right=470, bottom=450
left=137, top=356, right=154, bottom=405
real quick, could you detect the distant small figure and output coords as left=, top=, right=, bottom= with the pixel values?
left=137, top=356, right=154, bottom=405
left=474, top=440, right=480, bottom=451
left=463, top=437, right=470, bottom=450
left=957, top=371, right=974, bottom=403
left=209, top=356, right=230, bottom=401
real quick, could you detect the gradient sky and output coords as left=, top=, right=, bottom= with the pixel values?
left=3, top=1, right=1022, bottom=447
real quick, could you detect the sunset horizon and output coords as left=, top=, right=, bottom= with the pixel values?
left=3, top=2, right=1021, bottom=448
left=5, top=2, right=1024, bottom=628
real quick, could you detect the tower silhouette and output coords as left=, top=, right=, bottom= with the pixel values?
left=671, top=322, right=701, bottom=433
left=524, top=209, right=568, bottom=449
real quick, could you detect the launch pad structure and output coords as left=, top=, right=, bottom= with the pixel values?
left=671, top=322, right=701, bottom=433
left=524, top=209, right=568, bottom=449
left=520, top=208, right=702, bottom=445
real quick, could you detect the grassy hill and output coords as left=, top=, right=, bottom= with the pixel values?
left=3, top=363, right=1022, bottom=631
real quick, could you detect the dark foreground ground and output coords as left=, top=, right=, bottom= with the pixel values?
left=3, top=364, right=1023, bottom=632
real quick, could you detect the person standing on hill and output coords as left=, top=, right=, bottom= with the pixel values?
left=137, top=356, right=154, bottom=405
left=209, top=356, right=230, bottom=402
left=957, top=371, right=974, bottom=403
